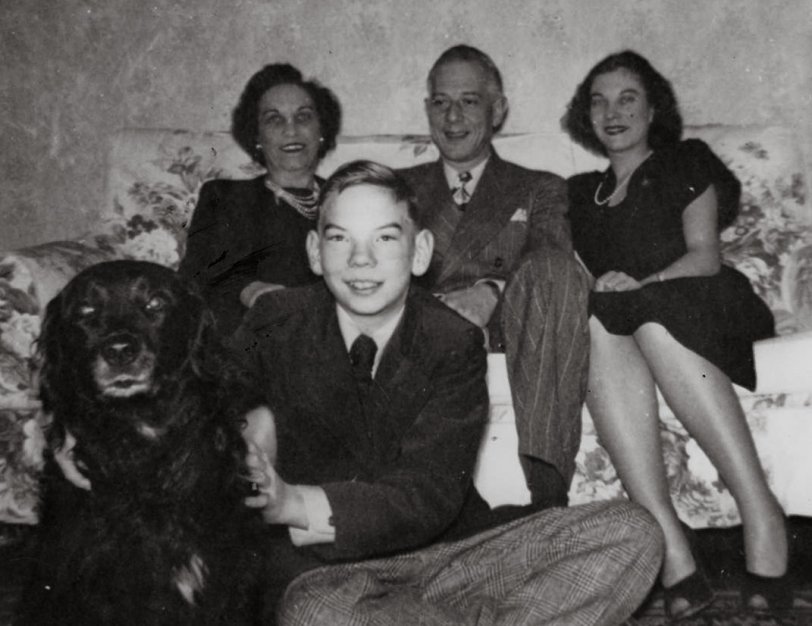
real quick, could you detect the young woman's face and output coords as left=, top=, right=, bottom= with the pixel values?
left=589, top=68, right=654, bottom=156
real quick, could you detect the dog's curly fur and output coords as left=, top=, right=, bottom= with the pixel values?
left=20, top=260, right=268, bottom=626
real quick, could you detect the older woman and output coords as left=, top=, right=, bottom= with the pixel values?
left=563, top=51, right=788, bottom=619
left=180, top=64, right=341, bottom=335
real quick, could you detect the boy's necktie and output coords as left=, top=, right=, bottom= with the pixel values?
left=349, top=334, right=378, bottom=446
left=349, top=334, right=377, bottom=382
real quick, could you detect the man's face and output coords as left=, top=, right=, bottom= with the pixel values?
left=425, top=60, right=507, bottom=171
left=307, top=184, right=433, bottom=332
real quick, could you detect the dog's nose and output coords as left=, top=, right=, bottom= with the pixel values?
left=100, top=334, right=141, bottom=366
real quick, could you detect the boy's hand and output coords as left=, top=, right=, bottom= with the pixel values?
left=241, top=405, right=277, bottom=466
left=244, top=444, right=307, bottom=528
left=241, top=405, right=308, bottom=528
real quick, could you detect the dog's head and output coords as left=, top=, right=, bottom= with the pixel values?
left=37, top=260, right=215, bottom=418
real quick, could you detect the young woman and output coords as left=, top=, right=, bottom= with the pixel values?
left=563, top=50, right=789, bottom=619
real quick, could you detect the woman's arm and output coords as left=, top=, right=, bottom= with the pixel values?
left=596, top=185, right=722, bottom=292
left=178, top=182, right=223, bottom=284
left=639, top=184, right=721, bottom=285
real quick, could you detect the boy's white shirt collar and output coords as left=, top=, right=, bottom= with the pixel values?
left=336, top=303, right=406, bottom=378
left=442, top=156, right=489, bottom=197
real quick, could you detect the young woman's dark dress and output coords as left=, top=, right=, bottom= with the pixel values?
left=567, top=139, right=773, bottom=390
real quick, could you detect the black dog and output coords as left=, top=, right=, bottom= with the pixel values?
left=20, top=260, right=269, bottom=625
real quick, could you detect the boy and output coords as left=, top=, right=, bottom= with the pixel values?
left=233, top=160, right=662, bottom=624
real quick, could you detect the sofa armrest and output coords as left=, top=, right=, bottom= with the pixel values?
left=0, top=239, right=121, bottom=525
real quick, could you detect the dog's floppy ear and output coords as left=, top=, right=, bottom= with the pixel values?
left=33, top=290, right=69, bottom=448
left=35, top=291, right=66, bottom=410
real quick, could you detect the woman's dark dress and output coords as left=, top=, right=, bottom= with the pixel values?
left=567, top=139, right=773, bottom=390
left=179, top=176, right=319, bottom=335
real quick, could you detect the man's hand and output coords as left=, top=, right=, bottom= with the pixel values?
left=240, top=281, right=285, bottom=308
left=594, top=271, right=642, bottom=292
left=54, top=429, right=92, bottom=491
left=437, top=283, right=499, bottom=328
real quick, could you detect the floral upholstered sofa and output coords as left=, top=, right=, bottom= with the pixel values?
left=1, top=126, right=811, bottom=532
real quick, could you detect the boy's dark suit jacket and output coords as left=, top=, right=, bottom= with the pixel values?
left=179, top=176, right=319, bottom=334
left=230, top=284, right=537, bottom=568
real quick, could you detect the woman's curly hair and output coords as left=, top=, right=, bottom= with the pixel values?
left=231, top=63, right=342, bottom=166
left=562, top=50, right=682, bottom=156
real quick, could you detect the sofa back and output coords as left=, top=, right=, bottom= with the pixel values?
left=101, top=125, right=811, bottom=334
left=0, top=126, right=809, bottom=525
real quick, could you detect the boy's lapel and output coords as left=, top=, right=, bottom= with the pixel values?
left=299, top=298, right=430, bottom=467
left=299, top=306, right=374, bottom=456
left=371, top=293, right=433, bottom=444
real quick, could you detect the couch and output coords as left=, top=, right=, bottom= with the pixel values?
left=1, top=126, right=811, bottom=531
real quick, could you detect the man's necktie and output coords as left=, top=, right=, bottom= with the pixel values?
left=349, top=334, right=377, bottom=382
left=452, top=171, right=472, bottom=208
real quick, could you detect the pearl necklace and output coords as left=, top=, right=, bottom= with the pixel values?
left=593, top=151, right=653, bottom=206
left=263, top=177, right=320, bottom=220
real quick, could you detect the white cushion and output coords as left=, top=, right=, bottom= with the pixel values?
left=753, top=330, right=812, bottom=394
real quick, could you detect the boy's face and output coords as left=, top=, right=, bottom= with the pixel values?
left=307, top=184, right=433, bottom=332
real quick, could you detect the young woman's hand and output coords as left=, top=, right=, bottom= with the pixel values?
left=594, top=271, right=642, bottom=292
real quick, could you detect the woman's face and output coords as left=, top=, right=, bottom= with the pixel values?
left=589, top=68, right=654, bottom=157
left=257, top=83, right=322, bottom=186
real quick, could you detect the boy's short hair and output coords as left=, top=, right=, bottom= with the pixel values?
left=319, top=160, right=424, bottom=229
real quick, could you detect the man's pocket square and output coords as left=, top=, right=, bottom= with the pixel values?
left=510, top=208, right=528, bottom=222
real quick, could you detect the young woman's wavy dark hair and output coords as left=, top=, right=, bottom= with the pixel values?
left=562, top=50, right=682, bottom=156
left=231, top=63, right=342, bottom=166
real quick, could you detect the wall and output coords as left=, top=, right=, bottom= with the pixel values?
left=2, top=0, right=810, bottom=250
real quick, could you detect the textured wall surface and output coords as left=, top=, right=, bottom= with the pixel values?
left=2, top=0, right=810, bottom=250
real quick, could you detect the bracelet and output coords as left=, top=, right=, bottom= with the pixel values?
left=657, top=272, right=665, bottom=283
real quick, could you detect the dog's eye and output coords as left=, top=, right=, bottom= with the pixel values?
left=145, top=296, right=167, bottom=313
left=78, top=304, right=96, bottom=318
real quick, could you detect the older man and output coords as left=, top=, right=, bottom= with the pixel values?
left=399, top=45, right=589, bottom=505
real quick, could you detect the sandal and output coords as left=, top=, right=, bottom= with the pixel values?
left=742, top=571, right=793, bottom=612
left=663, top=568, right=715, bottom=621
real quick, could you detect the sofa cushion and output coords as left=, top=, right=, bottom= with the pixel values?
left=482, top=352, right=812, bottom=524
left=754, top=330, right=812, bottom=394
left=693, top=126, right=812, bottom=335
left=0, top=408, right=43, bottom=525
left=0, top=125, right=809, bottom=526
